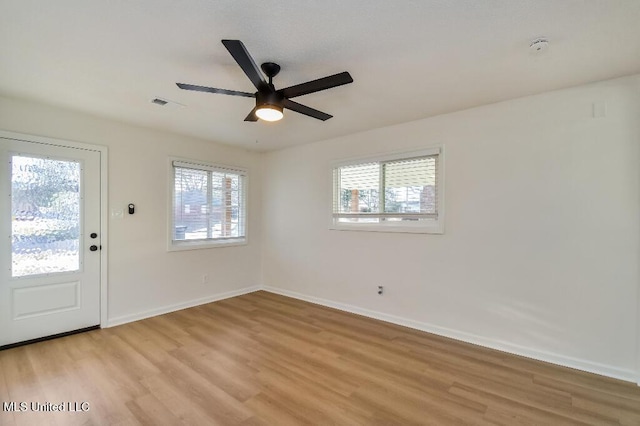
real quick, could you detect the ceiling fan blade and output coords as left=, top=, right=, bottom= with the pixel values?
left=278, top=71, right=353, bottom=99
left=176, top=83, right=254, bottom=98
left=283, top=99, right=332, bottom=121
left=244, top=107, right=258, bottom=122
left=221, top=40, right=268, bottom=91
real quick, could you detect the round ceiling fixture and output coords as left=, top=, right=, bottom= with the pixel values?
left=529, top=38, right=549, bottom=52
left=256, top=105, right=283, bottom=122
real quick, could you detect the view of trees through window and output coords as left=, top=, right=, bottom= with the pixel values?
left=173, top=165, right=243, bottom=241
left=11, top=155, right=80, bottom=277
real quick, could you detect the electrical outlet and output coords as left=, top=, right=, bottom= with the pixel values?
left=378, top=285, right=384, bottom=295
left=202, top=274, right=209, bottom=284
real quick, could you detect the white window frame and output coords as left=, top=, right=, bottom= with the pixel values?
left=330, top=147, right=444, bottom=234
left=168, top=157, right=248, bottom=251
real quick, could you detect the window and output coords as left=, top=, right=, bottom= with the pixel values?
left=331, top=147, right=443, bottom=233
left=170, top=160, right=247, bottom=249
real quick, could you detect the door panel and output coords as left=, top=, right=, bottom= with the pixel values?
left=0, top=137, right=101, bottom=346
left=12, top=280, right=80, bottom=320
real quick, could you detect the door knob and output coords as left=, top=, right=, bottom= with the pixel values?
left=90, top=245, right=98, bottom=251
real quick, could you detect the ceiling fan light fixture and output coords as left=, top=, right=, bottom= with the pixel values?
left=255, top=104, right=283, bottom=121
left=177, top=40, right=353, bottom=122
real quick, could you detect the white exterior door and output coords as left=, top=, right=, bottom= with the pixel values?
left=0, top=137, right=101, bottom=347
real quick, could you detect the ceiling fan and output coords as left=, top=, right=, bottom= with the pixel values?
left=176, top=40, right=353, bottom=122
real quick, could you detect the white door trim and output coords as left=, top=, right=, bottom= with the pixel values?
left=0, top=130, right=108, bottom=328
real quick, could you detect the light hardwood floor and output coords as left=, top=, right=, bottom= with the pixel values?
left=1, top=291, right=640, bottom=425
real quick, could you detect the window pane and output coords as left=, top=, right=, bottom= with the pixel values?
left=11, top=155, right=80, bottom=277
left=331, top=150, right=442, bottom=233
left=336, top=162, right=380, bottom=215
left=174, top=167, right=208, bottom=240
left=172, top=162, right=246, bottom=245
left=212, top=174, right=240, bottom=238
left=384, top=157, right=437, bottom=215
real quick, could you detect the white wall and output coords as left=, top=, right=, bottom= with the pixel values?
left=262, top=74, right=640, bottom=381
left=0, top=96, right=263, bottom=325
left=2, top=74, right=638, bottom=382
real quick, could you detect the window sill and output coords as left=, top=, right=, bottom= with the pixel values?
left=329, top=222, right=443, bottom=234
left=168, top=238, right=247, bottom=252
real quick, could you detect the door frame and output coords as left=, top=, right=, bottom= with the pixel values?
left=0, top=130, right=108, bottom=328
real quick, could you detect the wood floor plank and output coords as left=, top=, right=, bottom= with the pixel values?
left=244, top=392, right=312, bottom=426
left=246, top=342, right=361, bottom=398
left=23, top=340, right=107, bottom=426
left=0, top=364, right=16, bottom=426
left=2, top=290, right=640, bottom=425
left=155, top=356, right=253, bottom=424
left=251, top=354, right=375, bottom=422
left=351, top=382, right=487, bottom=425
left=168, top=343, right=261, bottom=402
left=110, top=322, right=174, bottom=368
left=139, top=373, right=225, bottom=425
left=90, top=338, right=154, bottom=401
left=74, top=353, right=141, bottom=424
left=253, top=368, right=371, bottom=425
left=393, top=335, right=539, bottom=388
left=125, top=393, right=184, bottom=426
left=571, top=395, right=640, bottom=426
left=450, top=381, right=619, bottom=425
left=1, top=347, right=59, bottom=426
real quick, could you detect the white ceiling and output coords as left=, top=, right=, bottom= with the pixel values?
left=1, top=1, right=639, bottom=151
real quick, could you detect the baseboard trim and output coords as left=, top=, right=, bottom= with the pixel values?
left=107, top=285, right=261, bottom=327
left=262, top=286, right=637, bottom=384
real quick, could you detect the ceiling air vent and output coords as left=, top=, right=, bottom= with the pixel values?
left=150, top=97, right=185, bottom=109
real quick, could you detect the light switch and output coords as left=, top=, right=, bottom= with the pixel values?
left=111, top=209, right=124, bottom=219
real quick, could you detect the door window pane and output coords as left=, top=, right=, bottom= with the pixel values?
left=11, top=155, right=81, bottom=277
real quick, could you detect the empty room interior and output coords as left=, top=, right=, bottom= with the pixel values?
left=1, top=1, right=640, bottom=424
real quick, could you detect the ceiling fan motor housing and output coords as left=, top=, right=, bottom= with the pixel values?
left=256, top=90, right=284, bottom=108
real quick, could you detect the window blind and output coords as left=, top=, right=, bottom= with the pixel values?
left=172, top=162, right=246, bottom=242
left=383, top=156, right=437, bottom=215
left=172, top=160, right=247, bottom=176
left=333, top=153, right=438, bottom=223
